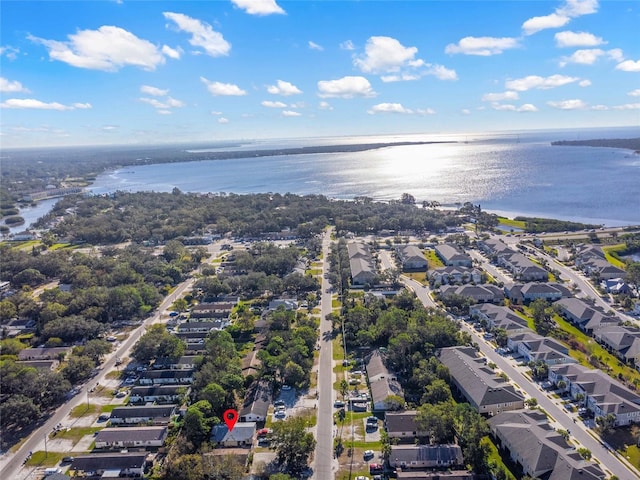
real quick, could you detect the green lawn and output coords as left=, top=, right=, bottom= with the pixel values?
left=425, top=250, right=445, bottom=269
left=25, top=451, right=64, bottom=467
left=602, top=244, right=628, bottom=269
left=51, top=427, right=102, bottom=445
left=69, top=404, right=99, bottom=418
left=497, top=217, right=527, bottom=229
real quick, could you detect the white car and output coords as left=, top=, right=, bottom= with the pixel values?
left=274, top=410, right=286, bottom=419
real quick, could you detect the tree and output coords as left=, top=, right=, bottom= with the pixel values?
left=531, top=298, right=555, bottom=335
left=184, top=400, right=214, bottom=446
left=400, top=193, right=416, bottom=205
left=269, top=416, right=316, bottom=475
left=416, top=402, right=454, bottom=444
left=0, top=394, right=40, bottom=429
left=132, top=324, right=185, bottom=363
left=62, top=355, right=95, bottom=383
left=577, top=447, right=592, bottom=460
left=0, top=300, right=17, bottom=320
left=595, top=413, right=617, bottom=435
left=78, top=339, right=112, bottom=364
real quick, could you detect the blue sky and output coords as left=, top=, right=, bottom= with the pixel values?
left=1, top=0, right=639, bottom=148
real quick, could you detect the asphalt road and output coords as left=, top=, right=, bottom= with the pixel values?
left=312, top=228, right=337, bottom=479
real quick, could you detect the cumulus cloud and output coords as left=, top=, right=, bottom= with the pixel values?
left=318, top=101, right=333, bottom=110
left=140, top=85, right=169, bottom=96
left=164, top=12, right=231, bottom=57
left=139, top=96, right=185, bottom=110
left=308, top=41, right=323, bottom=51
left=590, top=104, right=609, bottom=110
left=491, top=103, right=538, bottom=112
left=505, top=74, right=580, bottom=91
left=261, top=100, right=287, bottom=108
left=0, top=77, right=29, bottom=93
left=218, top=117, right=229, bottom=123
left=416, top=108, right=436, bottom=115
left=522, top=0, right=598, bottom=35
left=616, top=60, right=640, bottom=72
left=340, top=40, right=355, bottom=50
left=445, top=36, right=520, bottom=56
left=28, top=26, right=165, bottom=71
left=0, top=98, right=91, bottom=110
left=425, top=65, right=458, bottom=81
left=555, top=31, right=605, bottom=47
left=231, top=0, right=285, bottom=15
left=578, top=79, right=591, bottom=87
left=628, top=89, right=640, bottom=97
left=282, top=110, right=301, bottom=117
left=317, top=76, right=376, bottom=98
left=560, top=48, right=623, bottom=67
left=613, top=103, right=640, bottom=110
left=461, top=109, right=471, bottom=115
left=0, top=46, right=20, bottom=60
left=162, top=45, right=182, bottom=59
left=368, top=103, right=414, bottom=114
left=267, top=80, right=302, bottom=96
left=482, top=91, right=519, bottom=102
left=354, top=36, right=419, bottom=74
left=201, top=77, right=247, bottom=96
left=547, top=99, right=588, bottom=109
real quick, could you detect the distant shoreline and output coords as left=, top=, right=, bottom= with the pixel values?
left=551, top=137, right=640, bottom=153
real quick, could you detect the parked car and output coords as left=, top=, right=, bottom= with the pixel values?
left=274, top=410, right=286, bottom=419
left=333, top=400, right=345, bottom=408
left=363, top=450, right=374, bottom=460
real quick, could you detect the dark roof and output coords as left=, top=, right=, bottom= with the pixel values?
left=94, top=426, right=167, bottom=443
left=385, top=410, right=419, bottom=434
left=240, top=380, right=272, bottom=418
left=110, top=405, right=176, bottom=419
left=390, top=444, right=464, bottom=466
left=70, top=452, right=148, bottom=472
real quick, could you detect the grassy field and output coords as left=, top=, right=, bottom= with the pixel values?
left=602, top=244, right=628, bottom=269
left=69, top=404, right=98, bottom=418
left=25, top=451, right=64, bottom=467
left=497, top=217, right=527, bottom=229
left=51, top=426, right=102, bottom=445
left=425, top=250, right=445, bottom=269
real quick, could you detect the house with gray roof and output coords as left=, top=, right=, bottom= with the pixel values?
left=347, top=242, right=377, bottom=285
left=389, top=444, right=464, bottom=470
left=507, top=331, right=576, bottom=366
left=395, top=471, right=474, bottom=480
left=495, top=252, right=548, bottom=281
left=94, top=426, right=168, bottom=449
left=397, top=245, right=428, bottom=271
left=69, top=452, right=149, bottom=478
left=152, top=355, right=200, bottom=370
left=477, top=238, right=512, bottom=256
left=438, top=284, right=504, bottom=304
left=18, top=346, right=72, bottom=361
left=211, top=421, right=256, bottom=447
left=129, top=385, right=189, bottom=404
left=240, top=380, right=272, bottom=422
left=429, top=266, right=482, bottom=287
left=505, top=282, right=570, bottom=304
left=434, top=244, right=472, bottom=267
left=365, top=349, right=404, bottom=411
left=548, top=363, right=640, bottom=427
left=488, top=409, right=605, bottom=480
left=554, top=297, right=620, bottom=334
left=593, top=325, right=640, bottom=365
left=438, top=346, right=524, bottom=415
left=138, top=369, right=194, bottom=385
left=384, top=410, right=427, bottom=441
left=469, top=304, right=529, bottom=334
left=191, top=301, right=235, bottom=319
left=110, top=405, right=177, bottom=425
left=575, top=245, right=626, bottom=280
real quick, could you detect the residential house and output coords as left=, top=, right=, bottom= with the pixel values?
left=109, top=405, right=177, bottom=425
left=268, top=298, right=298, bottom=311
left=477, top=238, right=512, bottom=257
left=507, top=332, right=576, bottom=366
left=138, top=369, right=194, bottom=385
left=601, top=278, right=631, bottom=295
left=211, top=422, right=256, bottom=447
left=18, top=347, right=72, bottom=361
left=548, top=363, right=640, bottom=427
left=365, top=349, right=404, bottom=411
left=348, top=242, right=377, bottom=286
left=384, top=411, right=427, bottom=441
left=494, top=251, right=548, bottom=282
left=439, top=285, right=504, bottom=304
left=94, top=427, right=168, bottom=449
left=434, top=244, right=472, bottom=267
left=69, top=453, right=149, bottom=478
left=389, top=445, right=464, bottom=470
left=1, top=318, right=36, bottom=338
left=469, top=304, right=529, bottom=335
left=554, top=297, right=620, bottom=334
left=152, top=355, right=200, bottom=370
left=593, top=325, right=640, bottom=365
left=17, top=359, right=59, bottom=371
left=397, top=245, right=428, bottom=271
left=129, top=385, right=189, bottom=404
left=438, top=346, right=524, bottom=415
left=488, top=409, right=605, bottom=480
left=429, top=266, right=482, bottom=287
left=505, top=282, right=570, bottom=304
left=395, top=471, right=474, bottom=480
left=190, top=301, right=235, bottom=319
left=240, top=380, right=272, bottom=422
left=176, top=320, right=226, bottom=333
left=575, top=245, right=626, bottom=280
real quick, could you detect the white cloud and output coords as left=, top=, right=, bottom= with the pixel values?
left=491, top=103, right=538, bottom=112
left=0, top=98, right=84, bottom=110
left=267, top=80, right=302, bottom=96
left=547, top=99, right=588, bottom=109
left=607, top=49, right=624, bottom=62
left=317, top=76, right=376, bottom=98
left=0, top=46, right=20, bottom=60
left=318, top=101, right=333, bottom=110
left=590, top=104, right=609, bottom=110
left=218, top=117, right=229, bottom=123
left=261, top=100, right=287, bottom=108
left=231, top=0, right=285, bottom=15
left=162, top=45, right=182, bottom=59
left=340, top=40, right=355, bottom=51
left=163, top=12, right=231, bottom=57
left=505, top=74, right=580, bottom=91
left=445, top=36, right=520, bottom=56
left=28, top=26, right=165, bottom=71
left=140, top=85, right=169, bottom=96
left=560, top=48, right=625, bottom=67
left=461, top=109, right=471, bottom=115
left=0, top=77, right=29, bottom=93
left=613, top=103, right=640, bottom=110
left=522, top=0, right=598, bottom=35
left=555, top=31, right=605, bottom=47
left=482, top=91, right=519, bottom=102
left=210, top=111, right=223, bottom=115
left=139, top=96, right=185, bottom=110
left=354, top=36, right=419, bottom=74
left=201, top=78, right=247, bottom=96
left=308, top=41, right=323, bottom=51
left=578, top=79, right=591, bottom=87
left=157, top=110, right=171, bottom=115
left=628, top=89, right=640, bottom=97
left=416, top=108, right=436, bottom=115
left=282, top=110, right=301, bottom=117
left=425, top=64, right=458, bottom=81
left=368, top=103, right=414, bottom=114
left=72, top=103, right=92, bottom=109
left=616, top=60, right=640, bottom=72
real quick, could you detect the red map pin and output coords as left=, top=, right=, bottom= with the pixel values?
left=223, top=409, right=239, bottom=432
